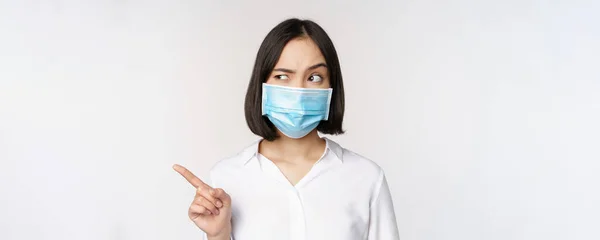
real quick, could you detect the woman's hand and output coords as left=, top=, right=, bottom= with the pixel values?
left=173, top=164, right=232, bottom=239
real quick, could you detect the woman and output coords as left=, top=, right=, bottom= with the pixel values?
left=173, top=18, right=400, bottom=240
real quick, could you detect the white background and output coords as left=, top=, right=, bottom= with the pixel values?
left=1, top=0, right=599, bottom=239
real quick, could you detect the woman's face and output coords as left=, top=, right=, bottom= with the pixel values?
left=266, top=37, right=330, bottom=89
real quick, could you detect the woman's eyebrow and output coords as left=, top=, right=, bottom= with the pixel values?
left=272, top=68, right=295, bottom=73
left=307, top=63, right=327, bottom=70
left=272, top=63, right=328, bottom=74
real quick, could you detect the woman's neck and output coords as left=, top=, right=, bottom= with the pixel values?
left=259, top=130, right=326, bottom=163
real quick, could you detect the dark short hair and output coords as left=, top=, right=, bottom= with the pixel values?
left=244, top=18, right=345, bottom=141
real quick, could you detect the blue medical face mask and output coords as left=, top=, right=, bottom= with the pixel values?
left=262, top=83, right=333, bottom=139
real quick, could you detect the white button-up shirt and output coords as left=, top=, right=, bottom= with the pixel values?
left=202, top=138, right=399, bottom=240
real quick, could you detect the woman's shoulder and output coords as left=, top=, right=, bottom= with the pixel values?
left=336, top=143, right=385, bottom=178
left=330, top=139, right=388, bottom=194
left=209, top=140, right=261, bottom=173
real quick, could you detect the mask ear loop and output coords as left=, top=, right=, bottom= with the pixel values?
left=261, top=84, right=266, bottom=115
left=323, top=88, right=333, bottom=121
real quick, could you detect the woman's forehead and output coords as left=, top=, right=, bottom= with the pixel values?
left=275, top=38, right=326, bottom=68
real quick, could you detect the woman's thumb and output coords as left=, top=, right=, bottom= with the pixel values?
left=211, top=188, right=232, bottom=207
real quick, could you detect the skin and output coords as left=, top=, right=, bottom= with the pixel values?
left=173, top=36, right=330, bottom=238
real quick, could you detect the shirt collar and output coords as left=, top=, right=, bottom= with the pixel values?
left=238, top=137, right=344, bottom=166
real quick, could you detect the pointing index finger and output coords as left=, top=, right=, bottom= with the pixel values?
left=173, top=164, right=207, bottom=188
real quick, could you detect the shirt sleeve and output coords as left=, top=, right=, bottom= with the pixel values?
left=367, top=170, right=400, bottom=240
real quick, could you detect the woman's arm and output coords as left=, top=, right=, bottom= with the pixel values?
left=206, top=229, right=231, bottom=240
left=367, top=170, right=400, bottom=240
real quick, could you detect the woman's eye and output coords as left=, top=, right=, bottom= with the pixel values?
left=274, top=75, right=289, bottom=80
left=309, top=75, right=323, bottom=82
